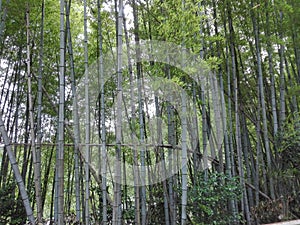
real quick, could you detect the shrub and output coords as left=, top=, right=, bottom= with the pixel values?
left=0, top=182, right=26, bottom=224
left=188, top=171, right=242, bottom=225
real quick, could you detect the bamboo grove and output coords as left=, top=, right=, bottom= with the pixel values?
left=0, top=0, right=300, bottom=224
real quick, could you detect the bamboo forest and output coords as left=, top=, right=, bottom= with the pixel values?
left=1, top=0, right=300, bottom=224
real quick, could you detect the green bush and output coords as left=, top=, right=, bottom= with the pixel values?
left=188, top=171, right=242, bottom=225
left=0, top=182, right=26, bottom=224
left=273, top=113, right=300, bottom=199
left=276, top=114, right=300, bottom=172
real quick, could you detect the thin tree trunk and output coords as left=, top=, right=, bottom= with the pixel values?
left=36, top=0, right=44, bottom=218
left=113, top=0, right=123, bottom=224
left=255, top=75, right=263, bottom=224
left=250, top=0, right=275, bottom=199
left=83, top=0, right=90, bottom=223
left=181, top=90, right=188, bottom=225
left=226, top=4, right=239, bottom=220
left=0, top=58, right=13, bottom=187
left=291, top=20, right=300, bottom=85
left=155, top=95, right=170, bottom=225
left=41, top=145, right=55, bottom=213
left=97, top=0, right=107, bottom=223
left=66, top=146, right=72, bottom=215
left=56, top=0, right=65, bottom=223
left=221, top=39, right=236, bottom=218
left=21, top=99, right=30, bottom=184
left=26, top=4, right=42, bottom=222
left=66, top=0, right=81, bottom=222
left=123, top=14, right=140, bottom=225
left=212, top=0, right=225, bottom=174
left=132, top=1, right=146, bottom=224
left=166, top=62, right=176, bottom=225
left=198, top=1, right=208, bottom=178
left=0, top=0, right=9, bottom=45
left=241, top=113, right=254, bottom=209
left=265, top=0, right=278, bottom=136
left=180, top=4, right=187, bottom=220
left=285, top=55, right=298, bottom=114
left=278, top=10, right=286, bottom=128
left=0, top=111, right=35, bottom=224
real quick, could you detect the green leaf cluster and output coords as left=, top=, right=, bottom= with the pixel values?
left=188, top=171, right=243, bottom=225
left=0, top=182, right=27, bottom=224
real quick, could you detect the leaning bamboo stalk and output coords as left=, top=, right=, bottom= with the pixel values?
left=0, top=111, right=35, bottom=224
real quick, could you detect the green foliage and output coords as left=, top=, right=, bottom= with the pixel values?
left=144, top=0, right=203, bottom=50
left=90, top=184, right=113, bottom=223
left=206, top=56, right=222, bottom=70
left=276, top=113, right=300, bottom=171
left=146, top=184, right=166, bottom=224
left=0, top=182, right=26, bottom=224
left=123, top=207, right=135, bottom=223
left=287, top=85, right=300, bottom=99
left=188, top=171, right=242, bottom=225
left=274, top=113, right=300, bottom=196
